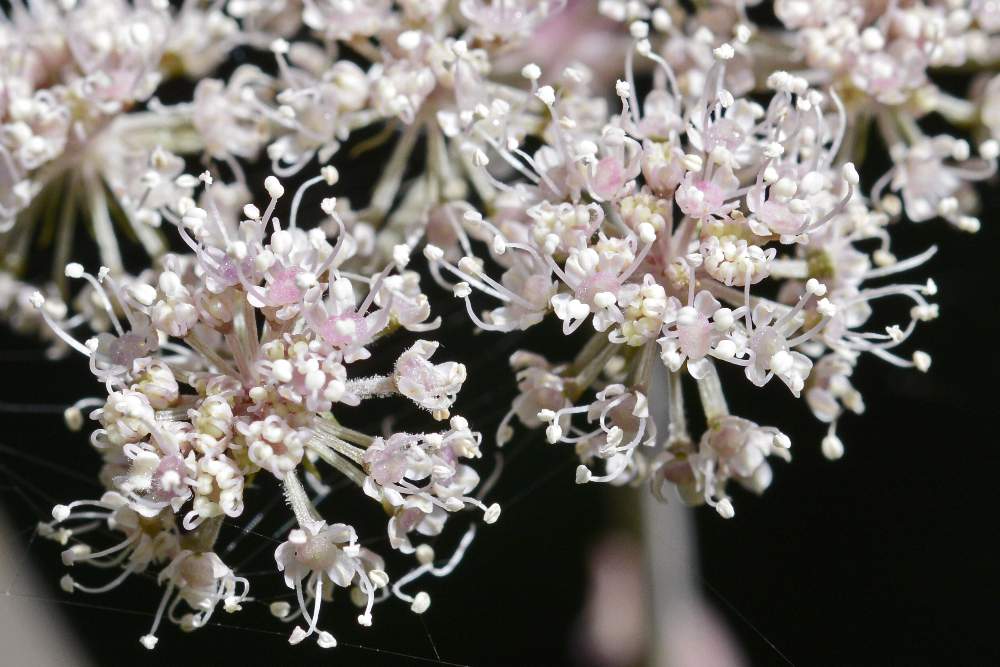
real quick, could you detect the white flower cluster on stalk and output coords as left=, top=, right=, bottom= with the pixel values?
left=1, top=0, right=267, bottom=347
left=34, top=171, right=497, bottom=649
left=1, top=0, right=576, bottom=353
left=424, top=3, right=998, bottom=516
left=0, top=1, right=260, bottom=243
left=1, top=0, right=995, bottom=653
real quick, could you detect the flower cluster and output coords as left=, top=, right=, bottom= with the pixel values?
left=4, top=0, right=996, bottom=654
left=34, top=173, right=498, bottom=649
left=1, top=0, right=575, bottom=349
left=423, top=11, right=994, bottom=517
left=0, top=0, right=265, bottom=347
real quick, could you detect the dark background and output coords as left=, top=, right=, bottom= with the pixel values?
left=2, top=8, right=999, bottom=665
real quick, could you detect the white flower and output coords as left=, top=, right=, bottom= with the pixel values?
left=394, top=340, right=467, bottom=413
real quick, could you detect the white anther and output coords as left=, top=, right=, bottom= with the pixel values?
left=416, top=544, right=435, bottom=565
left=805, top=278, right=827, bottom=296
left=321, top=165, right=340, bottom=185
left=629, top=21, right=649, bottom=39
left=842, top=162, right=860, bottom=185
left=423, top=244, right=444, bottom=262
left=713, top=43, right=735, bottom=60
left=264, top=176, right=284, bottom=199
left=638, top=222, right=657, bottom=243
left=128, top=283, right=157, bottom=307
left=713, top=307, right=734, bottom=330
left=568, top=299, right=590, bottom=319
left=714, top=339, right=737, bottom=358
left=64, top=407, right=84, bottom=431
left=860, top=27, right=885, bottom=51
left=822, top=434, right=844, bottom=460
left=392, top=244, right=411, bottom=268
left=397, top=30, right=421, bottom=50
left=716, top=498, right=735, bottom=519
left=980, top=140, right=999, bottom=161
left=770, top=350, right=794, bottom=374
left=773, top=177, right=797, bottom=199
left=320, top=197, right=338, bottom=215
left=369, top=569, right=389, bottom=588
left=593, top=292, right=617, bottom=309
left=536, top=86, right=556, bottom=106
left=763, top=142, right=784, bottom=159
left=652, top=8, right=672, bottom=31
left=411, top=592, right=431, bottom=614
left=873, top=250, right=896, bottom=267
left=270, top=602, right=291, bottom=618
left=537, top=409, right=556, bottom=422
left=682, top=154, right=703, bottom=171
left=271, top=359, right=293, bottom=383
